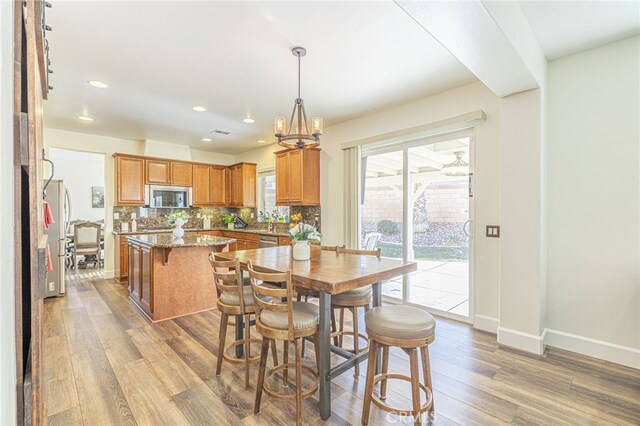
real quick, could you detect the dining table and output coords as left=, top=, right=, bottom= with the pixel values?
left=215, top=245, right=417, bottom=420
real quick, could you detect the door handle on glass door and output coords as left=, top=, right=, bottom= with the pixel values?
left=463, top=220, right=472, bottom=238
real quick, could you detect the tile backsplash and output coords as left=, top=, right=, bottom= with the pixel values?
left=113, top=205, right=321, bottom=233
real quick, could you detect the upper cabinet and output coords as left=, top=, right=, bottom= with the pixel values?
left=146, top=159, right=171, bottom=184
left=275, top=148, right=320, bottom=206
left=228, top=163, right=257, bottom=208
left=209, top=166, right=227, bottom=206
left=144, top=159, right=192, bottom=186
left=115, top=154, right=255, bottom=207
left=192, top=164, right=211, bottom=206
left=170, top=162, right=193, bottom=186
left=115, top=155, right=145, bottom=206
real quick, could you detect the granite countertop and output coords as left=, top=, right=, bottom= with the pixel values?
left=126, top=233, right=236, bottom=248
left=114, top=227, right=292, bottom=238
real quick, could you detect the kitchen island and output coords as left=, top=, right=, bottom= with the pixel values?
left=126, top=233, right=235, bottom=322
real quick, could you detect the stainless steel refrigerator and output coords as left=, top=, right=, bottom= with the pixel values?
left=44, top=180, right=72, bottom=297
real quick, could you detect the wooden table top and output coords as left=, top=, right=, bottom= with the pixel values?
left=216, top=246, right=417, bottom=294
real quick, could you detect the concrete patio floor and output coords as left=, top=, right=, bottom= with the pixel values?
left=382, top=260, right=469, bottom=317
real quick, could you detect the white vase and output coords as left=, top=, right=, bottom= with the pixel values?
left=173, top=219, right=185, bottom=239
left=227, top=222, right=234, bottom=230
left=292, top=240, right=310, bottom=261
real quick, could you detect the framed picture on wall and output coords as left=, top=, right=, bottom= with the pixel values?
left=92, top=186, right=104, bottom=208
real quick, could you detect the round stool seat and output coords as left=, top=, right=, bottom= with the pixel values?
left=365, top=306, right=435, bottom=340
left=332, top=285, right=372, bottom=302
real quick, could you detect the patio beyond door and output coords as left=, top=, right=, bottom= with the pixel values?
left=360, top=133, right=472, bottom=320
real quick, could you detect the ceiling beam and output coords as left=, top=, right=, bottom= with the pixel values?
left=395, top=0, right=547, bottom=97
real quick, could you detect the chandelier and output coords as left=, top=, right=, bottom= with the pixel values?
left=274, top=46, right=323, bottom=149
left=441, top=151, right=469, bottom=176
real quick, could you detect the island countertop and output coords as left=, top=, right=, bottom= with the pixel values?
left=126, top=233, right=235, bottom=248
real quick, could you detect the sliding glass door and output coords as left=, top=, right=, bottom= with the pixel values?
left=360, top=132, right=473, bottom=320
left=361, top=149, right=405, bottom=300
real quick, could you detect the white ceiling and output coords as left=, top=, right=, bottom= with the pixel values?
left=518, top=1, right=640, bottom=60
left=44, top=1, right=476, bottom=154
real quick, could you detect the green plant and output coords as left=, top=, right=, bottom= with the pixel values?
left=377, top=219, right=400, bottom=236
left=168, top=210, right=189, bottom=225
left=289, top=223, right=321, bottom=242
left=223, top=213, right=235, bottom=224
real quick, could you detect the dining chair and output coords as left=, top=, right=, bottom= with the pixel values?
left=247, top=260, right=320, bottom=426
left=72, top=221, right=102, bottom=270
left=362, top=232, right=382, bottom=251
left=210, top=254, right=265, bottom=388
left=362, top=305, right=436, bottom=425
left=331, top=246, right=381, bottom=378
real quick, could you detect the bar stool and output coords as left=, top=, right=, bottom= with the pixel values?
left=248, top=260, right=321, bottom=426
left=331, top=247, right=381, bottom=378
left=362, top=305, right=436, bottom=426
left=209, top=254, right=277, bottom=388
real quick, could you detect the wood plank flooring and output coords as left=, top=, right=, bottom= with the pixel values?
left=42, top=271, right=640, bottom=425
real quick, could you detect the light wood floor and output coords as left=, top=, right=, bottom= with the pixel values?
left=43, top=271, right=640, bottom=425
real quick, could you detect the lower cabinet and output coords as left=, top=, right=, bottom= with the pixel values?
left=117, top=236, right=129, bottom=282
left=221, top=231, right=259, bottom=250
left=278, top=236, right=292, bottom=246
left=128, top=241, right=153, bottom=318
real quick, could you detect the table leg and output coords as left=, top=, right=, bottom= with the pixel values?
left=371, top=282, right=382, bottom=374
left=318, top=291, right=331, bottom=420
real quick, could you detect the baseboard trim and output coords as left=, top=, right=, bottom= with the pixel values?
left=474, top=314, right=498, bottom=334
left=497, top=326, right=546, bottom=355
left=103, top=269, right=115, bottom=279
left=545, top=329, right=640, bottom=370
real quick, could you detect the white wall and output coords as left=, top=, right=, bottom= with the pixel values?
left=49, top=149, right=105, bottom=223
left=236, top=81, right=502, bottom=326
left=546, top=36, right=640, bottom=363
left=190, top=148, right=235, bottom=165
left=143, top=139, right=192, bottom=161
left=498, top=89, right=546, bottom=353
left=44, top=129, right=144, bottom=277
left=0, top=1, right=17, bottom=423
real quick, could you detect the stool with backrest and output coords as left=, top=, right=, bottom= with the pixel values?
left=362, top=305, right=436, bottom=425
left=209, top=254, right=277, bottom=387
left=248, top=260, right=320, bottom=426
left=331, top=246, right=381, bottom=378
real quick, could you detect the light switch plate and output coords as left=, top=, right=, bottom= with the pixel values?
left=113, top=212, right=120, bottom=220
left=131, top=212, right=137, bottom=219
left=486, top=225, right=500, bottom=238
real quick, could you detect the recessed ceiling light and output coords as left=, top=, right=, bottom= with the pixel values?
left=78, top=116, right=94, bottom=121
left=87, top=80, right=108, bottom=89
left=192, top=106, right=206, bottom=112
left=202, top=138, right=212, bottom=142
left=257, top=140, right=266, bottom=144
left=243, top=118, right=255, bottom=124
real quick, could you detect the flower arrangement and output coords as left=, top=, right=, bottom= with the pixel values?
left=168, top=210, right=189, bottom=225
left=289, top=223, right=321, bottom=242
left=290, top=212, right=303, bottom=228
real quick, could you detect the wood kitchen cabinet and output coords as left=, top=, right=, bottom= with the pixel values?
left=116, top=235, right=130, bottom=282
left=192, top=164, right=211, bottom=206
left=222, top=231, right=259, bottom=250
left=146, top=159, right=171, bottom=184
left=170, top=162, right=193, bottom=186
left=278, top=236, right=293, bottom=246
left=210, top=166, right=226, bottom=206
left=192, top=164, right=227, bottom=207
left=275, top=148, right=320, bottom=206
left=128, top=240, right=154, bottom=318
left=115, top=154, right=146, bottom=206
left=228, top=163, right=256, bottom=207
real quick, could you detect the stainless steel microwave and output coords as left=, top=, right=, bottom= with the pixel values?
left=145, top=185, right=192, bottom=208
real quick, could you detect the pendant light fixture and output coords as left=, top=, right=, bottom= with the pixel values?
left=274, top=46, right=323, bottom=149
left=441, top=151, right=469, bottom=176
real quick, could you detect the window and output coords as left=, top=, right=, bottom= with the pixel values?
left=257, top=170, right=289, bottom=222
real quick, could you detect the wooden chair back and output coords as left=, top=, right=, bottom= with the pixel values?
left=74, top=221, right=101, bottom=249
left=247, top=260, right=295, bottom=340
left=209, top=254, right=245, bottom=311
left=336, top=246, right=382, bottom=258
